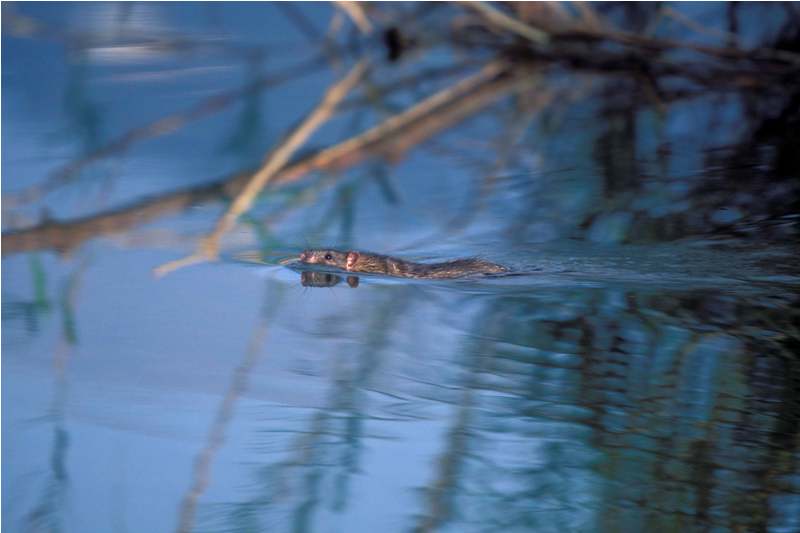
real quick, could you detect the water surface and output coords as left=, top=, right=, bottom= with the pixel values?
left=3, top=3, right=800, bottom=533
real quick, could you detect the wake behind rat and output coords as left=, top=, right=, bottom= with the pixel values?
left=298, top=249, right=508, bottom=279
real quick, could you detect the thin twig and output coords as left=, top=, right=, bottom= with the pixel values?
left=464, top=0, right=799, bottom=66
left=335, top=1, right=374, bottom=34
left=570, top=18, right=800, bottom=65
left=4, top=60, right=528, bottom=257
left=205, top=62, right=367, bottom=252
left=154, top=60, right=368, bottom=277
left=461, top=1, right=550, bottom=45
left=278, top=59, right=512, bottom=172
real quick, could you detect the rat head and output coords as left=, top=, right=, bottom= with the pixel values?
left=298, top=249, right=361, bottom=271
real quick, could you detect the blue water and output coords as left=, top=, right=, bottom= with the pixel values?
left=3, top=3, right=800, bottom=533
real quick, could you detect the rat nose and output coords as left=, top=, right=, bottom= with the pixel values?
left=299, top=251, right=308, bottom=261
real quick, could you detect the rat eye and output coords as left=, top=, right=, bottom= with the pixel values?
left=324, top=253, right=333, bottom=261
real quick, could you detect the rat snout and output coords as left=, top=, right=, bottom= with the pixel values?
left=299, top=251, right=308, bottom=262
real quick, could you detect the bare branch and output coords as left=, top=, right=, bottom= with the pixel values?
left=461, top=1, right=550, bottom=45
left=334, top=1, right=374, bottom=34
left=3, top=60, right=534, bottom=258
left=154, top=60, right=368, bottom=277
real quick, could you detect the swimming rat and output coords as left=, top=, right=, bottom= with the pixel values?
left=298, top=249, right=508, bottom=279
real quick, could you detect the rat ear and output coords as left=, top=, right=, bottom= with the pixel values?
left=346, top=251, right=360, bottom=271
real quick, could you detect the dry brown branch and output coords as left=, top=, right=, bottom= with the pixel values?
left=335, top=1, right=374, bottom=34
left=569, top=18, right=800, bottom=66
left=270, top=59, right=516, bottom=174
left=2, top=176, right=235, bottom=256
left=464, top=0, right=799, bottom=68
left=154, top=60, right=368, bottom=277
left=514, top=1, right=575, bottom=33
left=3, top=60, right=532, bottom=257
left=455, top=17, right=797, bottom=93
left=461, top=1, right=550, bottom=45
left=205, top=61, right=368, bottom=253
left=343, top=61, right=478, bottom=111
left=3, top=57, right=325, bottom=208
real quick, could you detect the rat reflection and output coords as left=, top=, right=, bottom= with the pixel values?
left=300, top=271, right=359, bottom=288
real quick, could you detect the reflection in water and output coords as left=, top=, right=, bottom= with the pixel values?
left=179, top=282, right=798, bottom=533
left=177, top=285, right=285, bottom=533
left=434, top=288, right=799, bottom=532
left=18, top=258, right=90, bottom=532
left=300, top=271, right=360, bottom=289
left=194, top=288, right=412, bottom=533
left=3, top=3, right=800, bottom=533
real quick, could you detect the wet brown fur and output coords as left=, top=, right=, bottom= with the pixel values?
left=299, top=249, right=508, bottom=279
